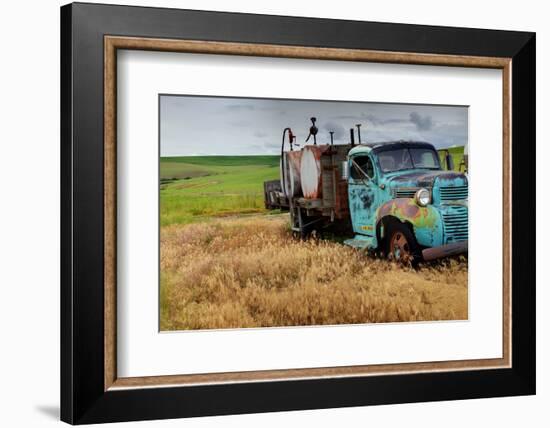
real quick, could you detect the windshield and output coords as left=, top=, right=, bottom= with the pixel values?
left=378, top=148, right=440, bottom=173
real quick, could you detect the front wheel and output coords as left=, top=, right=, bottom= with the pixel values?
left=385, top=221, right=421, bottom=265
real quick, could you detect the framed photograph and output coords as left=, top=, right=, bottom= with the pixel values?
left=60, top=2, right=535, bottom=424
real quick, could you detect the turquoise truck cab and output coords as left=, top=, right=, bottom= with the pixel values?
left=344, top=141, right=468, bottom=262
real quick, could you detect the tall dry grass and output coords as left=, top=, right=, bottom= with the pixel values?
left=160, top=215, right=468, bottom=330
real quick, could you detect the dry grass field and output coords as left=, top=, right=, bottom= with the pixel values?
left=160, top=214, right=468, bottom=330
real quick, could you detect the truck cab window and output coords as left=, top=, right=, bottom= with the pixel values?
left=410, top=148, right=440, bottom=169
left=351, top=156, right=374, bottom=179
left=378, top=149, right=413, bottom=173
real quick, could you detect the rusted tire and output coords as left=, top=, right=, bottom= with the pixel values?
left=385, top=220, right=421, bottom=265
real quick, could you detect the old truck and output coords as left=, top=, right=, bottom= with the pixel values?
left=263, top=118, right=468, bottom=263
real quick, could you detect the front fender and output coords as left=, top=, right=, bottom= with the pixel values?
left=376, top=199, right=444, bottom=248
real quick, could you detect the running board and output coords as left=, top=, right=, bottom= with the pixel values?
left=344, top=235, right=375, bottom=250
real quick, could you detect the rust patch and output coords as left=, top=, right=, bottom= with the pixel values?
left=334, top=179, right=350, bottom=219
left=377, top=198, right=436, bottom=229
left=378, top=198, right=417, bottom=218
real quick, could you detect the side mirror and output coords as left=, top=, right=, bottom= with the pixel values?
left=341, top=161, right=349, bottom=180
left=445, top=152, right=454, bottom=171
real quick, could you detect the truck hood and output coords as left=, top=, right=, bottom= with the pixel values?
left=386, top=170, right=468, bottom=189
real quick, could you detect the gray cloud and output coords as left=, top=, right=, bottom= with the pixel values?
left=229, top=119, right=250, bottom=127
left=225, top=104, right=255, bottom=111
left=363, top=112, right=433, bottom=131
left=322, top=121, right=347, bottom=140
left=160, top=95, right=467, bottom=155
left=263, top=141, right=282, bottom=150
left=364, top=114, right=407, bottom=127
left=409, top=112, right=433, bottom=131
left=333, top=114, right=360, bottom=120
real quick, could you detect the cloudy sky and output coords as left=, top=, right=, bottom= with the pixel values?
left=160, top=95, right=468, bottom=156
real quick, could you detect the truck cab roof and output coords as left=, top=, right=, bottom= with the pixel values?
left=348, top=141, right=436, bottom=157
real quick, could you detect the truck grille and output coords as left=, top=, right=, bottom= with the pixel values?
left=442, top=206, right=468, bottom=243
left=394, top=188, right=419, bottom=198
left=438, top=185, right=468, bottom=201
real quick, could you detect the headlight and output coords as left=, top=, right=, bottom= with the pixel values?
left=415, top=188, right=431, bottom=206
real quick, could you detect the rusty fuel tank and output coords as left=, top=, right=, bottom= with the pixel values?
left=280, top=151, right=302, bottom=197
left=300, top=145, right=331, bottom=199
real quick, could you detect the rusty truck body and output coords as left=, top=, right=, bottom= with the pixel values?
left=264, top=118, right=468, bottom=263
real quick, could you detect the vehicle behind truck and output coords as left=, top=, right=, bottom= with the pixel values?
left=264, top=117, right=468, bottom=263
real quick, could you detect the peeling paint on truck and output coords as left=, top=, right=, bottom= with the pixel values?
left=375, top=199, right=442, bottom=248
left=265, top=133, right=468, bottom=262
left=346, top=141, right=468, bottom=257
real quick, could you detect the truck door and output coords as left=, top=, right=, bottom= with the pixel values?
left=348, top=155, right=377, bottom=236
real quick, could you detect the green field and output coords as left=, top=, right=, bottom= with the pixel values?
left=160, top=147, right=466, bottom=226
left=160, top=155, right=280, bottom=226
